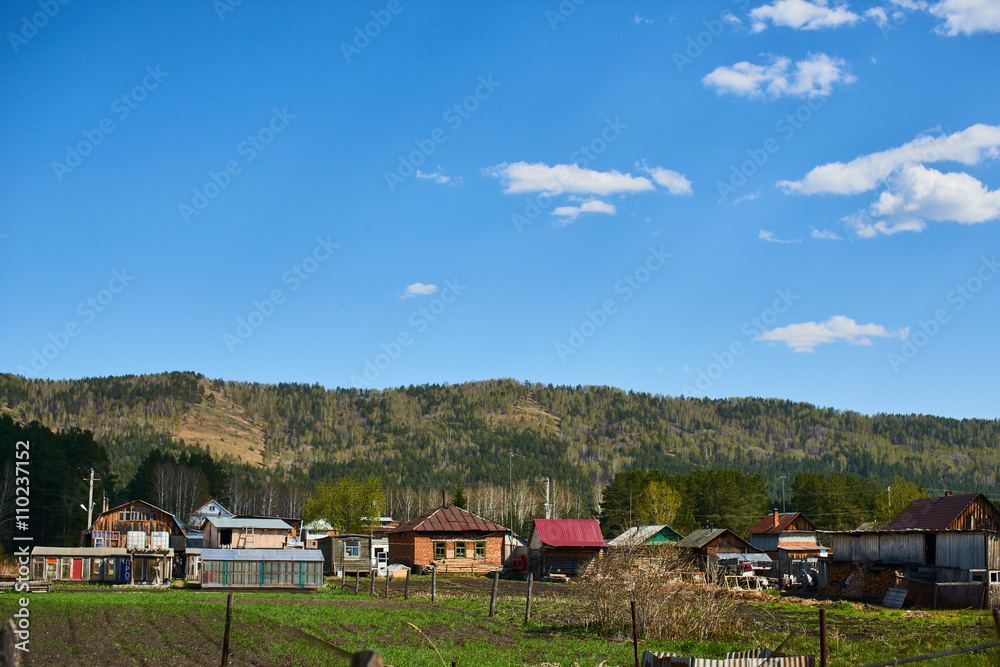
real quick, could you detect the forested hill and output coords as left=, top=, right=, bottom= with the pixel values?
left=1, top=372, right=998, bottom=500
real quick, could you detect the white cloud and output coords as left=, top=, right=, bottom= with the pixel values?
left=704, top=53, right=855, bottom=99
left=734, top=192, right=761, bottom=204
left=750, top=0, right=862, bottom=31
left=759, top=229, right=802, bottom=243
left=644, top=166, right=693, bottom=195
left=722, top=11, right=744, bottom=25
left=401, top=283, right=438, bottom=299
left=871, top=163, right=1000, bottom=224
left=779, top=123, right=1000, bottom=195
left=929, top=0, right=1000, bottom=35
left=552, top=199, right=617, bottom=224
left=484, top=162, right=656, bottom=196
left=757, top=315, right=908, bottom=352
left=416, top=168, right=461, bottom=186
left=810, top=227, right=844, bottom=240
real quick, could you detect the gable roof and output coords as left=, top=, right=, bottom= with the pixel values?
left=93, top=499, right=187, bottom=533
left=389, top=504, right=508, bottom=534
left=748, top=512, right=816, bottom=535
left=192, top=499, right=232, bottom=516
left=608, top=525, right=684, bottom=546
left=676, top=528, right=759, bottom=552
left=885, top=492, right=995, bottom=531
left=532, top=519, right=606, bottom=547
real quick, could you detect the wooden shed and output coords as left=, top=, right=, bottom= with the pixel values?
left=200, top=548, right=324, bottom=590
left=608, top=525, right=684, bottom=547
left=30, top=546, right=173, bottom=585
left=201, top=517, right=296, bottom=549
left=387, top=503, right=509, bottom=574
left=317, top=534, right=374, bottom=577
left=528, top=519, right=606, bottom=576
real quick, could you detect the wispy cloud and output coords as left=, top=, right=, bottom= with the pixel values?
left=760, top=229, right=802, bottom=243
left=552, top=199, right=617, bottom=224
left=810, top=227, right=843, bottom=240
left=416, top=169, right=460, bottom=185
left=750, top=0, right=862, bottom=31
left=484, top=162, right=656, bottom=196
left=401, top=283, right=438, bottom=299
left=757, top=315, right=908, bottom=352
left=643, top=166, right=693, bottom=195
left=704, top=53, right=855, bottom=99
left=929, top=0, right=1000, bottom=35
left=633, top=13, right=654, bottom=24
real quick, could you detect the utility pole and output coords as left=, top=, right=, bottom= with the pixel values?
left=544, top=477, right=551, bottom=519
left=80, top=468, right=101, bottom=528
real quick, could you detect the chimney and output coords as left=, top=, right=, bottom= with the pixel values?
left=944, top=491, right=952, bottom=497
left=773, top=509, right=780, bottom=528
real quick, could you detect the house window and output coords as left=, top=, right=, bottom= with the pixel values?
left=434, top=542, right=446, bottom=560
left=32, top=559, right=44, bottom=580
left=345, top=540, right=360, bottom=558
left=990, top=571, right=1000, bottom=584
left=475, top=541, right=486, bottom=559
left=119, top=511, right=125, bottom=521
left=455, top=542, right=467, bottom=558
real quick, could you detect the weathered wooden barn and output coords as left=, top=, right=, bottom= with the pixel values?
left=747, top=511, right=830, bottom=562
left=30, top=546, right=173, bottom=585
left=822, top=492, right=1000, bottom=608
left=387, top=503, right=509, bottom=573
left=200, top=516, right=296, bottom=549
left=199, top=548, right=324, bottom=590
left=528, top=519, right=606, bottom=576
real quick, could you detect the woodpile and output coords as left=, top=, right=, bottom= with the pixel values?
left=819, top=563, right=897, bottom=599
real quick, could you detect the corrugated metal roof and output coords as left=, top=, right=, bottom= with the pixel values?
left=885, top=492, right=988, bottom=531
left=676, top=528, right=728, bottom=549
left=532, top=519, right=606, bottom=547
left=201, top=548, right=323, bottom=561
left=32, top=546, right=128, bottom=557
left=609, top=525, right=683, bottom=546
left=748, top=512, right=815, bottom=535
left=389, top=504, right=508, bottom=534
left=643, top=649, right=814, bottom=666
left=201, top=517, right=293, bottom=530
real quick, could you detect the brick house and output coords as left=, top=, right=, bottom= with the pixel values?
left=387, top=504, right=509, bottom=573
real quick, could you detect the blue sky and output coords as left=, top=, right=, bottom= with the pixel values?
left=2, top=0, right=999, bottom=419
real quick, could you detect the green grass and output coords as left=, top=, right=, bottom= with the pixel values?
left=0, top=583, right=997, bottom=666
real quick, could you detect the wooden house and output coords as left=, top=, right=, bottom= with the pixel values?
left=200, top=548, right=323, bottom=590
left=85, top=500, right=187, bottom=552
left=201, top=516, right=296, bottom=549
left=608, top=525, right=684, bottom=548
left=885, top=492, right=1000, bottom=532
left=188, top=498, right=233, bottom=527
left=30, top=546, right=173, bottom=585
left=387, top=503, right=509, bottom=574
left=747, top=510, right=829, bottom=561
left=528, top=519, right=606, bottom=576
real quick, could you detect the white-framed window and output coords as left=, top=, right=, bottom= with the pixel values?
left=345, top=540, right=360, bottom=558
left=990, top=570, right=1000, bottom=584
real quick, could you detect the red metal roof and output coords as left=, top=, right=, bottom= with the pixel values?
left=532, top=519, right=606, bottom=547
left=389, top=504, right=508, bottom=534
left=884, top=492, right=990, bottom=531
left=748, top=512, right=815, bottom=535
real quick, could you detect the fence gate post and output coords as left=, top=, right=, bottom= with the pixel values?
left=631, top=600, right=640, bottom=667
left=404, top=568, right=410, bottom=600
left=524, top=574, right=533, bottom=624
left=220, top=592, right=234, bottom=667
left=369, top=569, right=375, bottom=596
left=384, top=568, right=390, bottom=598
left=819, top=609, right=827, bottom=667
left=355, top=570, right=360, bottom=592
left=489, top=570, right=499, bottom=617
left=431, top=566, right=437, bottom=602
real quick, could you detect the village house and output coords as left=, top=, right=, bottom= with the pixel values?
left=317, top=534, right=376, bottom=577
left=528, top=519, right=606, bottom=577
left=85, top=499, right=187, bottom=552
left=200, top=516, right=297, bottom=549
left=823, top=492, right=1000, bottom=609
left=676, top=528, right=769, bottom=582
left=30, top=546, right=173, bottom=586
left=188, top=498, right=233, bottom=527
left=747, top=510, right=830, bottom=562
left=387, top=503, right=509, bottom=574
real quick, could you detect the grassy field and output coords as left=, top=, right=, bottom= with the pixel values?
left=1, top=576, right=998, bottom=666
